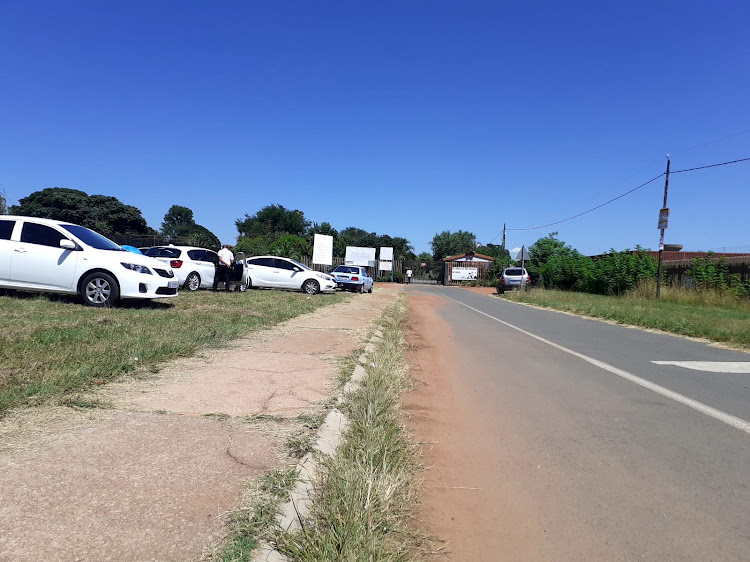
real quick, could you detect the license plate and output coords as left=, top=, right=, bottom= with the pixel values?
left=168, top=281, right=178, bottom=289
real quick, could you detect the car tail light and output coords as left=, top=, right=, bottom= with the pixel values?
left=500, top=276, right=505, bottom=282
left=525, top=275, right=530, bottom=282
left=351, top=276, right=359, bottom=281
left=170, top=260, right=183, bottom=268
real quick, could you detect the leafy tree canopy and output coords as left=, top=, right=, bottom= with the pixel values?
left=528, top=232, right=576, bottom=269
left=417, top=251, right=433, bottom=262
left=476, top=243, right=510, bottom=262
left=160, top=205, right=220, bottom=248
left=236, top=204, right=310, bottom=238
left=430, top=230, right=477, bottom=261
left=10, top=187, right=154, bottom=239
left=0, top=186, right=7, bottom=215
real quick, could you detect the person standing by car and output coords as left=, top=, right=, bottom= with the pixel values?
left=213, top=245, right=234, bottom=292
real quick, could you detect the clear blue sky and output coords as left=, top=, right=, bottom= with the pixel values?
left=2, top=1, right=749, bottom=255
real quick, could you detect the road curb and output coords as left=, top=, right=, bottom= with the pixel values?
left=251, top=330, right=381, bottom=562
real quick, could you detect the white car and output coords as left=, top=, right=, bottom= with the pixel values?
left=245, top=256, right=337, bottom=294
left=0, top=216, right=178, bottom=307
left=142, top=246, right=220, bottom=291
left=330, top=265, right=374, bottom=293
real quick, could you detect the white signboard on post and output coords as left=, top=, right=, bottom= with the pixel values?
left=379, top=247, right=394, bottom=261
left=451, top=267, right=478, bottom=281
left=313, top=234, right=333, bottom=265
left=379, top=260, right=392, bottom=271
left=345, top=246, right=376, bottom=267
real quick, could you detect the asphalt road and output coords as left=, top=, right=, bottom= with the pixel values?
left=407, top=286, right=750, bottom=561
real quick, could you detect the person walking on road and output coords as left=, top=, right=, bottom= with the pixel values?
left=214, top=245, right=234, bottom=292
left=406, top=269, right=413, bottom=284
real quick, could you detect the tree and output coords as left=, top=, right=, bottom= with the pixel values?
left=476, top=243, right=510, bottom=262
left=270, top=234, right=312, bottom=261
left=159, top=205, right=220, bottom=248
left=528, top=232, right=574, bottom=269
left=0, top=185, right=7, bottom=215
left=417, top=251, right=433, bottom=262
left=430, top=230, right=477, bottom=261
left=236, top=204, right=310, bottom=238
left=10, top=187, right=154, bottom=239
left=161, top=205, right=195, bottom=236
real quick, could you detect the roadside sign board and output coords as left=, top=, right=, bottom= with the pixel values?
left=313, top=234, right=333, bottom=265
left=379, top=260, right=392, bottom=271
left=451, top=267, right=478, bottom=281
left=658, top=208, right=670, bottom=229
left=379, top=247, right=393, bottom=261
left=345, top=246, right=376, bottom=267
left=515, top=246, right=530, bottom=261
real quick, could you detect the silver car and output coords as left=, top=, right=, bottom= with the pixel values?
left=498, top=267, right=530, bottom=293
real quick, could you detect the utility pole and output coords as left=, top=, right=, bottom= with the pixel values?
left=656, top=156, right=671, bottom=298
left=501, top=223, right=506, bottom=265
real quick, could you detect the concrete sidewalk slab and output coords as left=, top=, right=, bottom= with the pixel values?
left=0, top=284, right=401, bottom=562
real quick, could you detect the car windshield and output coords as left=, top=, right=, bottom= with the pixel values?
left=334, top=266, right=359, bottom=274
left=505, top=269, right=525, bottom=276
left=61, top=224, right=124, bottom=251
left=287, top=259, right=312, bottom=271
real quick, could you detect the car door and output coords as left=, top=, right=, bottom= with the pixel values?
left=273, top=258, right=302, bottom=289
left=9, top=221, right=79, bottom=290
left=361, top=268, right=373, bottom=290
left=0, top=218, right=17, bottom=283
left=200, top=250, right=219, bottom=288
left=246, top=257, right=276, bottom=287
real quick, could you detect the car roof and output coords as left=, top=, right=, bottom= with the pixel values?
left=147, top=245, right=214, bottom=252
left=2, top=215, right=77, bottom=227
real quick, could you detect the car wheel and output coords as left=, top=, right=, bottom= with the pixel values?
left=302, top=279, right=320, bottom=295
left=368, top=285, right=373, bottom=293
left=81, top=272, right=119, bottom=307
left=358, top=284, right=364, bottom=294
left=246, top=277, right=254, bottom=289
left=185, top=272, right=201, bottom=291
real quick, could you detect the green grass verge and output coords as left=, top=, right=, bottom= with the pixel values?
left=0, top=289, right=347, bottom=415
left=212, top=468, right=299, bottom=561
left=503, top=288, right=750, bottom=348
left=274, top=294, right=420, bottom=561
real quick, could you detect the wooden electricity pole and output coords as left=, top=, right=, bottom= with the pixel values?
left=656, top=157, right=671, bottom=298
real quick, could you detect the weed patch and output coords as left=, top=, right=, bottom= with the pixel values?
left=504, top=288, right=750, bottom=348
left=274, top=294, right=421, bottom=561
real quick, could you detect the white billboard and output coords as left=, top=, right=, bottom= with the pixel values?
left=379, top=247, right=394, bottom=261
left=451, top=267, right=478, bottom=281
left=379, top=260, right=392, bottom=271
left=345, top=246, right=376, bottom=267
left=313, top=234, right=333, bottom=265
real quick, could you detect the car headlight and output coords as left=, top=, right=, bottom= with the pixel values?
left=121, top=262, right=152, bottom=275
left=316, top=273, right=332, bottom=281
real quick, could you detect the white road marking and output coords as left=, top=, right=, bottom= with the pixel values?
left=652, top=361, right=750, bottom=373
left=432, top=289, right=750, bottom=436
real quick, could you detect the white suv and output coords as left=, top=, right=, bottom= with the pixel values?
left=0, top=216, right=179, bottom=307
left=142, top=246, right=220, bottom=291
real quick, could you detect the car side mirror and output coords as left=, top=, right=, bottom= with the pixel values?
left=60, top=239, right=76, bottom=250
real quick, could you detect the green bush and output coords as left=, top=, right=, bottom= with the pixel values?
left=540, top=248, right=658, bottom=295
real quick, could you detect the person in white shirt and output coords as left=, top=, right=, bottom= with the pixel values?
left=406, top=269, right=413, bottom=284
left=214, top=245, right=234, bottom=292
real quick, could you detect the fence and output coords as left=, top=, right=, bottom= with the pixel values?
left=664, top=255, right=750, bottom=286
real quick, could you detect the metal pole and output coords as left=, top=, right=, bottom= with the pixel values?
left=656, top=157, right=671, bottom=298
left=521, top=245, right=526, bottom=290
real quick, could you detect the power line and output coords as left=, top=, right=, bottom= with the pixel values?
left=494, top=155, right=750, bottom=235
left=506, top=173, right=664, bottom=232
left=670, top=156, right=750, bottom=174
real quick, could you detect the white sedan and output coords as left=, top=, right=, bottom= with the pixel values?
left=0, top=215, right=178, bottom=307
left=244, top=256, right=337, bottom=294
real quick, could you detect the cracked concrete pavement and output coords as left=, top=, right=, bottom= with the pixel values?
left=0, top=284, right=400, bottom=562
